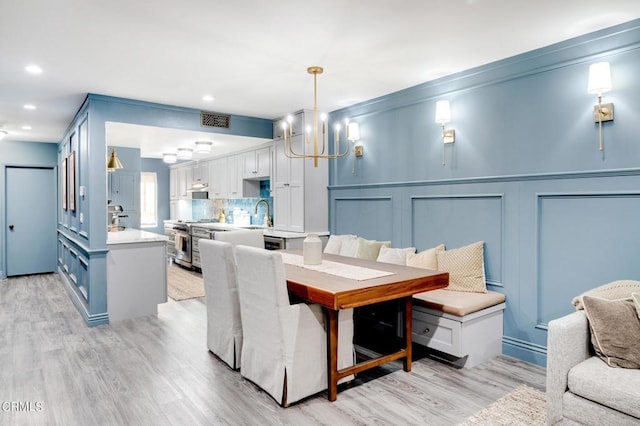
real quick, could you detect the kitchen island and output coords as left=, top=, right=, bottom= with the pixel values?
left=107, top=229, right=168, bottom=322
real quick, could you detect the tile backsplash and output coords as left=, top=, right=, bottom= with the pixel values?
left=192, top=197, right=273, bottom=226
left=191, top=180, right=272, bottom=225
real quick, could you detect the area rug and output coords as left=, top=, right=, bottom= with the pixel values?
left=461, top=385, right=546, bottom=426
left=167, top=263, right=205, bottom=301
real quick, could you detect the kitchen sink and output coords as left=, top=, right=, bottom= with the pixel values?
left=108, top=225, right=126, bottom=232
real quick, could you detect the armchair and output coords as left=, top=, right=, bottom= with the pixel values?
left=546, top=310, right=640, bottom=425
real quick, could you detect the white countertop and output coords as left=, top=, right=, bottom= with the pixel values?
left=107, top=228, right=169, bottom=245
left=264, top=229, right=329, bottom=239
left=188, top=222, right=328, bottom=239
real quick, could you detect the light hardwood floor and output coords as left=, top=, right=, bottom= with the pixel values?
left=0, top=273, right=546, bottom=425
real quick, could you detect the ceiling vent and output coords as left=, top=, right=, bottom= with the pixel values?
left=200, top=112, right=231, bottom=129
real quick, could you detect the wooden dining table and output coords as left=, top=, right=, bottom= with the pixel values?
left=281, top=250, right=449, bottom=401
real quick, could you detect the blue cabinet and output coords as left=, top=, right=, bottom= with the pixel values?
left=108, top=171, right=139, bottom=228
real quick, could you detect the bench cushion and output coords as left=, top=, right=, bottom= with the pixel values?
left=413, top=289, right=505, bottom=317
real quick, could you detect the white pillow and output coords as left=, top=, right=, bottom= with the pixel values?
left=338, top=235, right=359, bottom=257
left=324, top=234, right=356, bottom=255
left=354, top=237, right=391, bottom=261
left=436, top=241, right=487, bottom=293
left=406, top=244, right=445, bottom=270
left=377, top=247, right=416, bottom=265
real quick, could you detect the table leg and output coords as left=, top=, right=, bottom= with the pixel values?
left=403, top=296, right=412, bottom=372
left=326, top=308, right=339, bottom=401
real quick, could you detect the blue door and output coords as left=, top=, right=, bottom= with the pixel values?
left=6, top=167, right=57, bottom=276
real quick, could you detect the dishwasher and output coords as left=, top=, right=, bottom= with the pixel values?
left=190, top=226, right=214, bottom=269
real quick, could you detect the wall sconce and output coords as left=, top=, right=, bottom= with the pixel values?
left=587, top=62, right=613, bottom=152
left=163, top=153, right=177, bottom=164
left=435, top=100, right=455, bottom=165
left=345, top=120, right=361, bottom=174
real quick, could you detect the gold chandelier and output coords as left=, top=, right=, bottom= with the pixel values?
left=281, top=66, right=350, bottom=167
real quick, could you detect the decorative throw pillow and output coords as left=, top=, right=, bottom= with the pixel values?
left=324, top=234, right=356, bottom=255
left=354, top=237, right=391, bottom=261
left=338, top=235, right=359, bottom=257
left=572, top=280, right=640, bottom=310
left=582, top=295, right=640, bottom=369
left=376, top=247, right=416, bottom=265
left=436, top=241, right=487, bottom=293
left=406, top=244, right=445, bottom=270
left=633, top=293, right=640, bottom=319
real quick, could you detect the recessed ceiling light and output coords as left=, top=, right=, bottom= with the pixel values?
left=202, top=95, right=214, bottom=102
left=25, top=65, right=43, bottom=74
left=24, top=104, right=36, bottom=110
left=22, top=125, right=32, bottom=130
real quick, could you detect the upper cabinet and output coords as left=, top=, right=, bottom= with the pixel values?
left=242, top=146, right=271, bottom=179
left=273, top=110, right=304, bottom=140
left=191, top=161, right=210, bottom=187
left=170, top=166, right=191, bottom=200
left=227, top=155, right=243, bottom=198
left=108, top=170, right=140, bottom=212
left=209, top=157, right=228, bottom=199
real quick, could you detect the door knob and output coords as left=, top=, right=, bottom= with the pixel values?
left=9, top=225, right=14, bottom=231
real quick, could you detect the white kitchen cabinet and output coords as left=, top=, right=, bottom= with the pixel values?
left=273, top=126, right=328, bottom=233
left=273, top=110, right=304, bottom=140
left=242, top=146, right=271, bottom=179
left=170, top=168, right=179, bottom=200
left=178, top=167, right=191, bottom=199
left=170, top=166, right=191, bottom=199
left=209, top=157, right=228, bottom=199
left=191, top=161, right=209, bottom=187
left=227, top=155, right=243, bottom=198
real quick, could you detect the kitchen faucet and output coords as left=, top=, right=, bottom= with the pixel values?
left=254, top=199, right=272, bottom=227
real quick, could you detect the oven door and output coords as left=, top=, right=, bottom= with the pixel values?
left=264, top=236, right=285, bottom=250
left=174, top=229, right=192, bottom=267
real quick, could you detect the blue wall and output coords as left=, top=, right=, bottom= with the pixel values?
left=0, top=141, right=58, bottom=278
left=328, top=20, right=640, bottom=366
left=141, top=158, right=170, bottom=235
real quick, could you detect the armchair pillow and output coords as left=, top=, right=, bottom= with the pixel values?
left=354, top=237, right=391, bottom=261
left=406, top=244, right=445, bottom=270
left=572, top=280, right=640, bottom=310
left=436, top=241, right=487, bottom=293
left=376, top=246, right=416, bottom=265
left=633, top=293, right=640, bottom=319
left=582, top=295, right=640, bottom=369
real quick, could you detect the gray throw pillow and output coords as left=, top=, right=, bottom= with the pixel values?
left=582, top=295, right=640, bottom=369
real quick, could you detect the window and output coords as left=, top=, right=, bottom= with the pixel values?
left=140, top=172, right=157, bottom=227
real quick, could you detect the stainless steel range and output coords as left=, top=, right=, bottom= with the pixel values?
left=173, top=222, right=193, bottom=268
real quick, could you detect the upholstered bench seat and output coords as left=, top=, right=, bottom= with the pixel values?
left=412, top=289, right=506, bottom=368
left=413, top=289, right=505, bottom=316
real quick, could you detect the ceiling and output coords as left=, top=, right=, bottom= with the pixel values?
left=2, top=1, right=639, bottom=158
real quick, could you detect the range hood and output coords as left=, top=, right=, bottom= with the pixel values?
left=188, top=182, right=209, bottom=192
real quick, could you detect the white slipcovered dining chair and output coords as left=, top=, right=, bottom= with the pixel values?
left=213, top=229, right=265, bottom=248
left=235, top=245, right=354, bottom=407
left=199, top=239, right=242, bottom=370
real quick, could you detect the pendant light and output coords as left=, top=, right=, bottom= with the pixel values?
left=107, top=147, right=124, bottom=172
